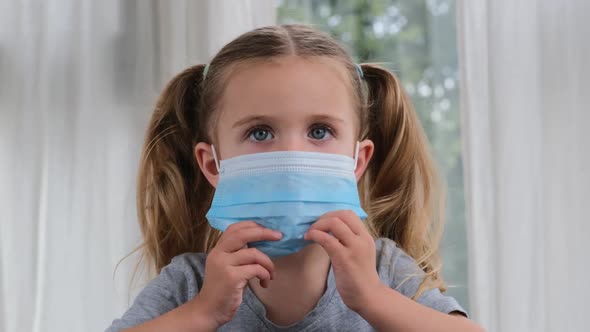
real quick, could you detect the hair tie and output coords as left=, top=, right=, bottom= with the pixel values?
left=355, top=63, right=364, bottom=80
left=203, top=63, right=210, bottom=80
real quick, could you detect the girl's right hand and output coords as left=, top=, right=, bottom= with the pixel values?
left=191, top=221, right=282, bottom=329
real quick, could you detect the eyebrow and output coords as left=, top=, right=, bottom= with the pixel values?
left=231, top=114, right=345, bottom=129
left=232, top=115, right=274, bottom=129
left=309, top=114, right=346, bottom=124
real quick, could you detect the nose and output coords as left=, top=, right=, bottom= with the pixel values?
left=275, top=134, right=305, bottom=152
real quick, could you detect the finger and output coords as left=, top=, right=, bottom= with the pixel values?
left=218, top=221, right=262, bottom=250
left=235, top=264, right=272, bottom=287
left=221, top=226, right=282, bottom=253
left=230, top=248, right=275, bottom=280
left=304, top=229, right=344, bottom=257
left=309, top=216, right=356, bottom=246
left=224, top=220, right=261, bottom=233
left=321, top=210, right=364, bottom=235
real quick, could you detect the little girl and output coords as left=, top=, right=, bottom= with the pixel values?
left=107, top=24, right=483, bottom=331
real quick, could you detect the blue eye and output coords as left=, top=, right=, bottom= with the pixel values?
left=248, top=128, right=274, bottom=142
left=309, top=126, right=333, bottom=140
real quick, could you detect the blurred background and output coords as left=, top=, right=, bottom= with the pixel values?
left=0, top=1, right=588, bottom=331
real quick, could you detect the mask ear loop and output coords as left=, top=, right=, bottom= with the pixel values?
left=353, top=141, right=360, bottom=170
left=211, top=145, right=221, bottom=173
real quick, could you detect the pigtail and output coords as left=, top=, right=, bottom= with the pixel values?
left=136, top=64, right=218, bottom=275
left=360, top=63, right=446, bottom=297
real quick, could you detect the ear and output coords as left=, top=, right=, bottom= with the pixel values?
left=354, top=139, right=374, bottom=181
left=195, top=142, right=219, bottom=188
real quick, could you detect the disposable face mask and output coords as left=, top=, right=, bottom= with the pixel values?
left=205, top=144, right=368, bottom=258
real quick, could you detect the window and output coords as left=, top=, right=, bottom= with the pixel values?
left=277, top=0, right=469, bottom=310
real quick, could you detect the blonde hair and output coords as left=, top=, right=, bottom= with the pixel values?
left=134, top=24, right=446, bottom=298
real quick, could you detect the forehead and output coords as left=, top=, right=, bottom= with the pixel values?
left=217, top=56, right=356, bottom=123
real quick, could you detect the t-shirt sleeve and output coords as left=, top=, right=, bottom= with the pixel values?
left=375, top=238, right=468, bottom=317
left=105, top=253, right=205, bottom=332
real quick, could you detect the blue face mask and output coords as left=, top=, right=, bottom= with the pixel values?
left=205, top=144, right=368, bottom=258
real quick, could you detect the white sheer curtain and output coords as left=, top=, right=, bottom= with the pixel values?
left=457, top=1, right=590, bottom=331
left=0, top=1, right=275, bottom=331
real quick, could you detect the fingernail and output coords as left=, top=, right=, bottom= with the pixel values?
left=274, top=231, right=282, bottom=238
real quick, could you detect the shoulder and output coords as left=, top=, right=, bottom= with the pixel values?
left=129, top=252, right=209, bottom=309
left=137, top=251, right=208, bottom=305
left=374, top=237, right=413, bottom=273
left=374, top=237, right=400, bottom=258
left=166, top=252, right=208, bottom=278
left=105, top=252, right=209, bottom=332
left=373, top=237, right=468, bottom=317
left=374, top=237, right=423, bottom=289
left=159, top=252, right=208, bottom=298
left=374, top=237, right=431, bottom=290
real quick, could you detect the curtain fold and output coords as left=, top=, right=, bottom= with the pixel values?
left=0, top=1, right=275, bottom=331
left=457, top=1, right=590, bottom=331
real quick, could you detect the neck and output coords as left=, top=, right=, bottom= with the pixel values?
left=247, top=244, right=331, bottom=325
left=272, top=243, right=330, bottom=276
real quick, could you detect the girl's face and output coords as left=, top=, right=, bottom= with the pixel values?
left=195, top=55, right=374, bottom=187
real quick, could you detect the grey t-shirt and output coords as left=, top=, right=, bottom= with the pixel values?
left=106, top=238, right=466, bottom=331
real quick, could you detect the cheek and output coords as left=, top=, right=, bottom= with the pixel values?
left=338, top=119, right=362, bottom=155
left=319, top=143, right=349, bottom=156
left=315, top=127, right=357, bottom=155
left=216, top=131, right=260, bottom=159
left=211, top=124, right=244, bottom=160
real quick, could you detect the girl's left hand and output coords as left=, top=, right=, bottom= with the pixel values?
left=304, top=210, right=384, bottom=313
